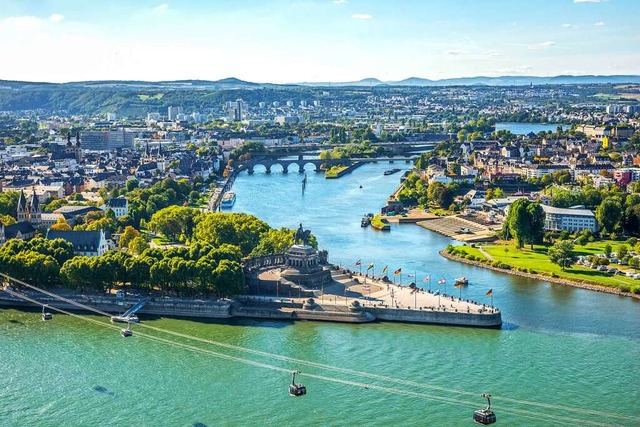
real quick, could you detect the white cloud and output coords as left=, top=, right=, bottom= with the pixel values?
left=155, top=3, right=169, bottom=11
left=445, top=50, right=467, bottom=56
left=352, top=13, right=372, bottom=20
left=333, top=0, right=347, bottom=3
left=595, top=21, right=605, bottom=26
left=481, top=50, right=500, bottom=57
left=562, top=23, right=574, bottom=27
left=49, top=14, right=65, bottom=23
left=574, top=0, right=603, bottom=3
left=0, top=16, right=43, bottom=29
left=530, top=41, right=555, bottom=49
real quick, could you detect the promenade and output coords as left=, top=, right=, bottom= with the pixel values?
left=322, top=269, right=497, bottom=315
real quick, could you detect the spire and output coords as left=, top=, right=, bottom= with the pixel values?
left=145, top=140, right=150, bottom=157
left=28, top=188, right=40, bottom=212
left=66, top=132, right=72, bottom=146
left=158, top=140, right=163, bottom=156
left=17, top=189, right=27, bottom=211
left=76, top=132, right=81, bottom=147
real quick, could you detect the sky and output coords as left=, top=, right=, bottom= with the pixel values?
left=0, top=0, right=638, bottom=83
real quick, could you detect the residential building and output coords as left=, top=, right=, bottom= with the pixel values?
left=104, top=196, right=129, bottom=218
left=46, top=229, right=109, bottom=257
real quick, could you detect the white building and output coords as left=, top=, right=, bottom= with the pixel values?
left=541, top=205, right=598, bottom=233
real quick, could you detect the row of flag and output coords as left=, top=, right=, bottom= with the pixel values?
left=352, top=259, right=493, bottom=297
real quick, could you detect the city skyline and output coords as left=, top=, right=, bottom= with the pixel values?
left=1, top=0, right=639, bottom=83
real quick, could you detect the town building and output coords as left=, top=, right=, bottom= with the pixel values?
left=46, top=229, right=109, bottom=257
left=541, top=205, right=598, bottom=233
left=104, top=196, right=129, bottom=218
left=81, top=130, right=135, bottom=151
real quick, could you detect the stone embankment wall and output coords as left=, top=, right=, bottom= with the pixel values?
left=440, top=250, right=640, bottom=300
left=365, top=306, right=502, bottom=328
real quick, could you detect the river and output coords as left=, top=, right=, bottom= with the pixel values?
left=1, top=162, right=639, bottom=426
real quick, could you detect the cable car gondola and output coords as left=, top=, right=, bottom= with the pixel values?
left=41, top=305, right=53, bottom=321
left=121, top=323, right=133, bottom=338
left=473, top=393, right=497, bottom=425
left=288, top=370, right=306, bottom=397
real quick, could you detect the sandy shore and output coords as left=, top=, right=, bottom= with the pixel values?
left=440, top=250, right=640, bottom=300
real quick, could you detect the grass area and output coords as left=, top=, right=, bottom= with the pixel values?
left=371, top=214, right=391, bottom=231
left=454, top=245, right=488, bottom=260
left=325, top=165, right=349, bottom=179
left=138, top=93, right=165, bottom=101
left=450, top=240, right=640, bottom=293
left=152, top=236, right=174, bottom=245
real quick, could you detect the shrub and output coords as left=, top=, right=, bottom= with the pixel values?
left=499, top=263, right=511, bottom=270
left=467, top=255, right=476, bottom=261
left=626, top=237, right=637, bottom=247
left=597, top=258, right=610, bottom=266
left=492, top=260, right=502, bottom=268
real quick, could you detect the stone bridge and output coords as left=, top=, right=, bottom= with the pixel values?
left=238, top=155, right=418, bottom=174
left=239, top=157, right=347, bottom=174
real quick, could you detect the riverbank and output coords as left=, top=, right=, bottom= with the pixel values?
left=440, top=249, right=640, bottom=300
left=325, top=162, right=363, bottom=178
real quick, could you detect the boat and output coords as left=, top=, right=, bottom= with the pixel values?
left=220, top=191, right=236, bottom=208
left=383, top=168, right=401, bottom=176
left=361, top=216, right=371, bottom=227
left=110, top=314, right=140, bottom=323
left=110, top=299, right=148, bottom=323
left=455, top=277, right=469, bottom=286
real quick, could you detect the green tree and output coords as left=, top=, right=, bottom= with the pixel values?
left=119, top=226, right=141, bottom=249
left=128, top=236, right=150, bottom=255
left=526, top=202, right=546, bottom=249
left=548, top=240, right=577, bottom=270
left=596, top=198, right=623, bottom=234
left=503, top=198, right=533, bottom=248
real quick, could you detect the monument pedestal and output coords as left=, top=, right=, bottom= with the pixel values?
left=281, top=244, right=331, bottom=289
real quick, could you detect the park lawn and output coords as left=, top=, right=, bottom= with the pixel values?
left=152, top=236, right=174, bottom=245
left=476, top=243, right=639, bottom=290
left=455, top=245, right=488, bottom=260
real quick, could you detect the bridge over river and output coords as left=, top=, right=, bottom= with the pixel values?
left=238, top=155, right=418, bottom=174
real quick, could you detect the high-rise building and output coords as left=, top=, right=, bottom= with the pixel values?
left=228, top=99, right=246, bottom=121
left=168, top=106, right=183, bottom=121
left=81, top=130, right=135, bottom=151
left=286, top=101, right=294, bottom=107
left=606, top=105, right=622, bottom=114
left=300, top=100, right=308, bottom=107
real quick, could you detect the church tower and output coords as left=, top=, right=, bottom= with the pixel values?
left=27, top=189, right=42, bottom=226
left=17, top=189, right=28, bottom=222
left=74, top=132, right=83, bottom=162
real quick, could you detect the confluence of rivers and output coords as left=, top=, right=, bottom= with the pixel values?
left=1, top=161, right=639, bottom=426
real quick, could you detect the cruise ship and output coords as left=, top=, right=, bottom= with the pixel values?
left=220, top=191, right=236, bottom=208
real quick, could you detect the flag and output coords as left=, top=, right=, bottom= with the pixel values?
left=367, top=263, right=374, bottom=270
left=454, top=282, right=463, bottom=288
left=410, top=287, right=418, bottom=294
left=407, top=273, right=415, bottom=278
left=433, top=291, right=440, bottom=296
left=423, top=275, right=430, bottom=282
left=381, top=266, right=388, bottom=274
left=486, top=289, right=493, bottom=296
left=393, top=268, right=402, bottom=275
left=355, top=260, right=361, bottom=266
left=438, top=278, right=446, bottom=284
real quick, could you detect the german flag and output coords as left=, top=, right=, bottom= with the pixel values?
left=486, top=289, right=493, bottom=296
left=393, top=268, right=402, bottom=275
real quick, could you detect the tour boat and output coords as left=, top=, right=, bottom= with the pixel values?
left=220, top=191, right=236, bottom=208
left=455, top=277, right=469, bottom=286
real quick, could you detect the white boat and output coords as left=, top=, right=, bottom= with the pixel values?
left=455, top=277, right=469, bottom=285
left=110, top=314, right=139, bottom=323
left=220, top=191, right=236, bottom=208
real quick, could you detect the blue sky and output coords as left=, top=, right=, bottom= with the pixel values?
left=0, top=0, right=638, bottom=82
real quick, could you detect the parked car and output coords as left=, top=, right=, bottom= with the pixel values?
left=598, top=265, right=608, bottom=272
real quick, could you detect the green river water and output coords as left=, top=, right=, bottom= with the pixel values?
left=1, top=162, right=639, bottom=426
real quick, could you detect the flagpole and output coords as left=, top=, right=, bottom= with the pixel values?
left=414, top=289, right=417, bottom=309
left=429, top=277, right=431, bottom=292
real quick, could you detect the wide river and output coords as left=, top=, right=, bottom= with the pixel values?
left=1, top=162, right=639, bottom=426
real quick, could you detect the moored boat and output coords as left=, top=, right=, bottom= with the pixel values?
left=220, top=191, right=236, bottom=208
left=455, top=277, right=469, bottom=285
left=383, top=168, right=401, bottom=176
